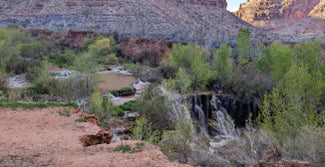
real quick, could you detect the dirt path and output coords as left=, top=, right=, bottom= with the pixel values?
left=0, top=107, right=190, bottom=167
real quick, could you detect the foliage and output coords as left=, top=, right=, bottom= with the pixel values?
left=57, top=108, right=71, bottom=117
left=113, top=142, right=144, bottom=153
left=237, top=27, right=251, bottom=65
left=119, top=87, right=132, bottom=92
left=119, top=100, right=136, bottom=110
left=89, top=90, right=114, bottom=127
left=131, top=85, right=173, bottom=130
left=124, top=63, right=142, bottom=77
left=215, top=43, right=232, bottom=77
left=166, top=67, right=192, bottom=94
left=257, top=42, right=325, bottom=166
left=75, top=116, right=87, bottom=123
left=47, top=48, right=76, bottom=68
left=255, top=41, right=294, bottom=81
left=73, top=53, right=100, bottom=98
left=159, top=119, right=194, bottom=163
left=165, top=43, right=217, bottom=92
left=113, top=106, right=125, bottom=117
left=130, top=116, right=161, bottom=145
left=0, top=100, right=78, bottom=109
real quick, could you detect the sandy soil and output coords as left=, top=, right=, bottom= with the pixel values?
left=0, top=107, right=190, bottom=167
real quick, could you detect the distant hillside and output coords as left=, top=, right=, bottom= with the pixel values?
left=0, top=0, right=246, bottom=48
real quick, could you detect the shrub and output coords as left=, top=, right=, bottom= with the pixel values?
left=159, top=119, right=195, bottom=163
left=114, top=142, right=145, bottom=153
left=114, top=144, right=131, bottom=153
left=130, top=116, right=161, bottom=145
left=89, top=90, right=114, bottom=128
left=57, top=108, right=71, bottom=117
left=113, top=106, right=125, bottom=117
left=75, top=116, right=87, bottom=123
left=119, top=87, right=132, bottom=92
left=131, top=85, right=173, bottom=130
left=124, top=63, right=142, bottom=77
left=119, top=100, right=136, bottom=110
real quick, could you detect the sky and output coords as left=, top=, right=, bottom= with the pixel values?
left=227, top=0, right=247, bottom=12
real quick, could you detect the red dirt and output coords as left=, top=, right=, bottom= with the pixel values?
left=0, top=107, right=190, bottom=167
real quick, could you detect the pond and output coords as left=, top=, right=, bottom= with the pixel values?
left=98, top=72, right=138, bottom=94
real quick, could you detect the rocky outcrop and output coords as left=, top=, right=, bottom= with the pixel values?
left=235, top=0, right=321, bottom=23
left=309, top=0, right=325, bottom=19
left=0, top=0, right=248, bottom=48
left=178, top=0, right=227, bottom=9
left=74, top=107, right=99, bottom=125
left=254, top=146, right=312, bottom=167
left=79, top=129, right=113, bottom=147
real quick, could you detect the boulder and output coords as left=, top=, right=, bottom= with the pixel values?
left=79, top=129, right=114, bottom=147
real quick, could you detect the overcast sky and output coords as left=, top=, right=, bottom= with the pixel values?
left=227, top=0, right=247, bottom=12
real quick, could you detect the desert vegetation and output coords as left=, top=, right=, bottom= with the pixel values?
left=0, top=25, right=324, bottom=167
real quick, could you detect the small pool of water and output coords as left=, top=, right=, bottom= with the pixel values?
left=98, top=72, right=138, bottom=94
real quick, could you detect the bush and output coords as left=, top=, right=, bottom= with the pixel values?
left=124, top=63, right=142, bottom=77
left=114, top=142, right=145, bottom=153
left=113, top=106, right=125, bottom=117
left=130, top=116, right=161, bottom=145
left=159, top=119, right=195, bottom=163
left=119, top=87, right=132, bottom=92
left=89, top=90, right=114, bottom=128
left=131, top=85, right=173, bottom=130
left=75, top=116, right=87, bottom=123
left=47, top=52, right=75, bottom=68
left=57, top=108, right=71, bottom=117
left=119, top=100, right=136, bottom=110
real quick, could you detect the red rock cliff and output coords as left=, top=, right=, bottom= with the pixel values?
left=235, top=0, right=322, bottom=23
left=309, top=0, right=325, bottom=18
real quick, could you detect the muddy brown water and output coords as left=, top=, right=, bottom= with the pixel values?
left=98, top=72, right=138, bottom=93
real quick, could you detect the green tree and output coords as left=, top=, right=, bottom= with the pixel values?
left=89, top=90, right=114, bottom=128
left=190, top=53, right=216, bottom=90
left=255, top=41, right=293, bottom=81
left=131, top=85, right=173, bottom=130
left=237, top=27, right=251, bottom=65
left=258, top=62, right=325, bottom=164
left=215, top=43, right=232, bottom=77
left=73, top=53, right=99, bottom=98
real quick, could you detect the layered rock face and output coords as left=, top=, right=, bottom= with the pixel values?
left=0, top=0, right=242, bottom=48
left=309, top=0, right=325, bottom=18
left=178, top=0, right=227, bottom=9
left=234, top=0, right=325, bottom=43
left=235, top=0, right=321, bottom=23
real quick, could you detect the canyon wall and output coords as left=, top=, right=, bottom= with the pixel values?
left=235, top=0, right=322, bottom=23
left=0, top=0, right=240, bottom=48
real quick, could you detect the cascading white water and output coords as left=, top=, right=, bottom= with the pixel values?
left=215, top=107, right=235, bottom=137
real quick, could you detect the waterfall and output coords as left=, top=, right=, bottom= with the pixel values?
left=190, top=93, right=237, bottom=138
left=195, top=104, right=208, bottom=135
left=215, top=107, right=235, bottom=137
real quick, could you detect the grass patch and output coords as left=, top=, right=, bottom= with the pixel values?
left=109, top=90, right=119, bottom=96
left=119, top=100, right=136, bottom=111
left=113, top=142, right=144, bottom=153
left=119, top=87, right=132, bottom=92
left=75, top=116, right=86, bottom=123
left=57, top=108, right=71, bottom=117
left=0, top=100, right=78, bottom=109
